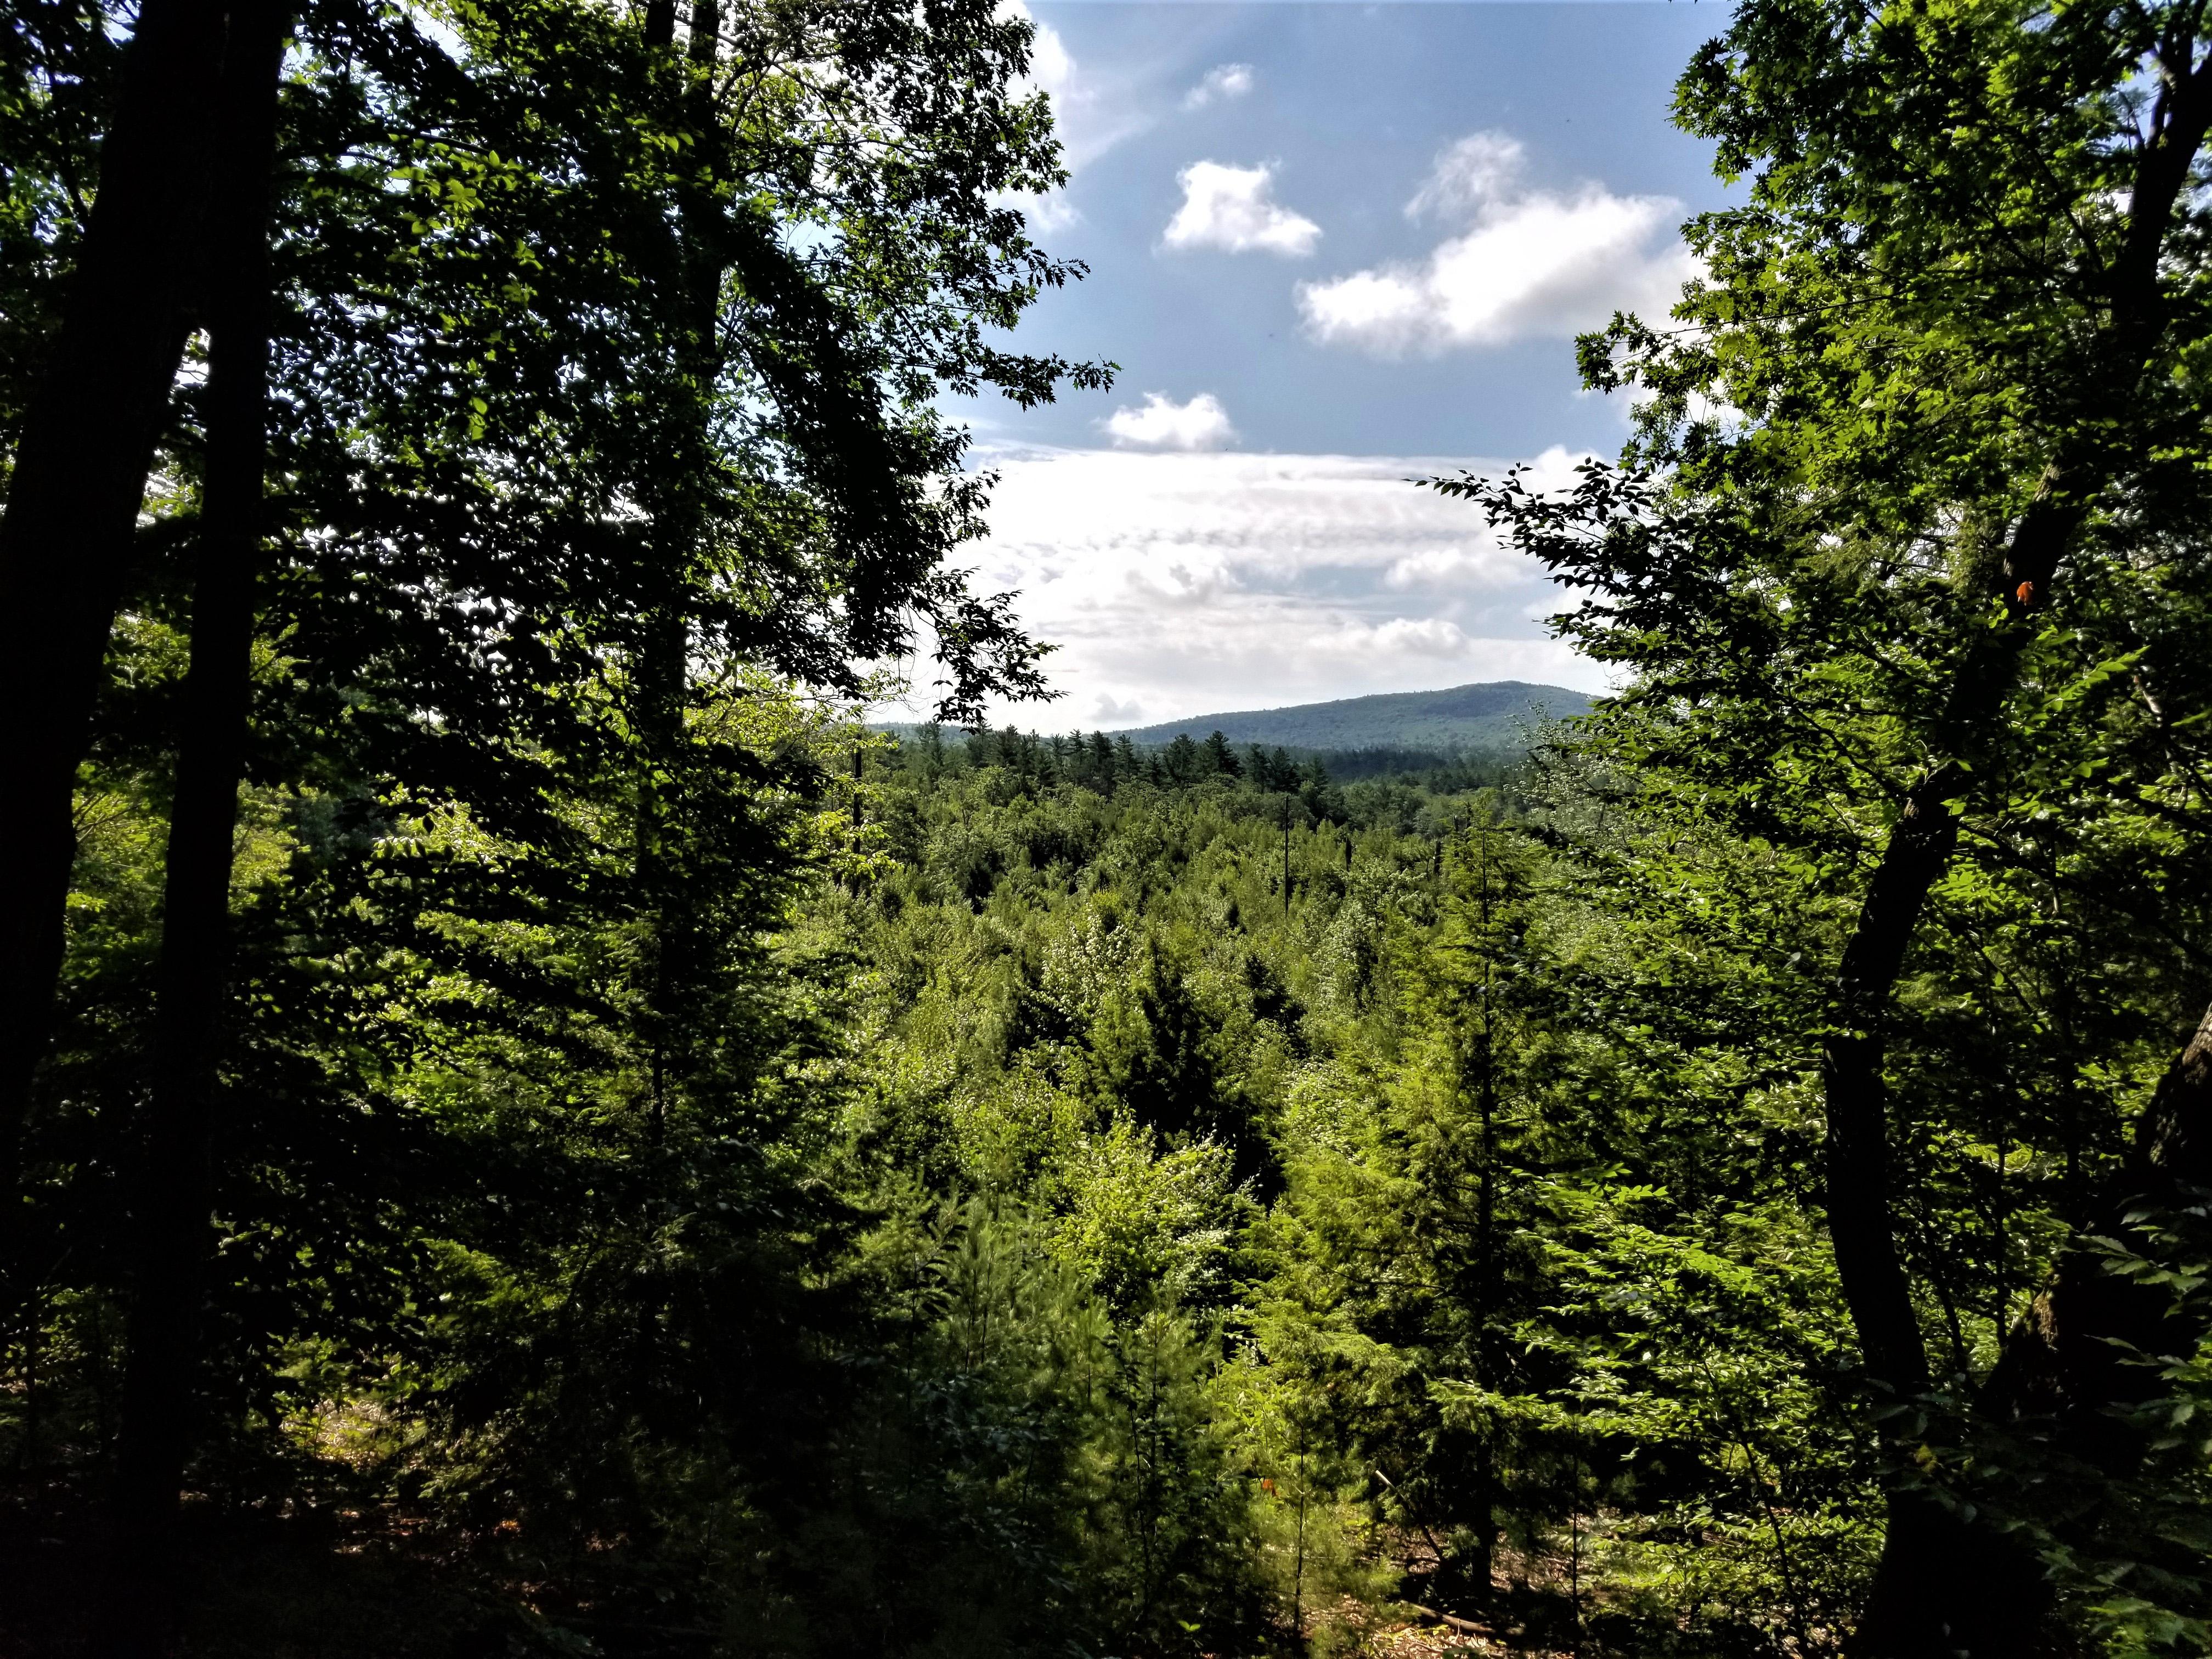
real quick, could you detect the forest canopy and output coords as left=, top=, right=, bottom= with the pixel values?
left=3, top=0, right=2212, bottom=1657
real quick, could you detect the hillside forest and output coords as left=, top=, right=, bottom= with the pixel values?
left=5, top=0, right=2212, bottom=1655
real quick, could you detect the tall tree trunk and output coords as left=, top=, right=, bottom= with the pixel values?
left=1832, top=54, right=2212, bottom=1659
left=99, top=3, right=285, bottom=1645
left=0, top=0, right=229, bottom=1331
left=631, top=0, right=724, bottom=1146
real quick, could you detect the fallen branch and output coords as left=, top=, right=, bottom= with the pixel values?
left=1403, top=1601, right=1487, bottom=1638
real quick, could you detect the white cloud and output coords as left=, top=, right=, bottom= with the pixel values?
left=1002, top=2, right=1075, bottom=104
left=901, top=445, right=1605, bottom=729
left=1000, top=0, right=1149, bottom=172
left=1329, top=617, right=1472, bottom=658
left=988, top=4, right=1086, bottom=233
left=1163, top=161, right=1322, bottom=257
left=1092, top=692, right=1147, bottom=723
left=1017, top=193, right=1083, bottom=233
left=1105, top=392, right=1237, bottom=451
left=1032, top=32, right=1073, bottom=97
left=1301, top=133, right=1694, bottom=353
left=1184, top=63, right=1255, bottom=110
left=1406, top=131, right=1525, bottom=220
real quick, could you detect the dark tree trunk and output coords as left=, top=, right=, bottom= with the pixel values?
left=1470, top=833, right=1500, bottom=1600
left=632, top=0, right=736, bottom=1146
left=0, top=0, right=229, bottom=1327
left=99, top=3, right=286, bottom=1645
left=636, top=600, right=691, bottom=1147
left=1820, top=778, right=1954, bottom=1406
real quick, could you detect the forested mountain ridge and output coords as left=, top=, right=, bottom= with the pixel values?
left=1066, top=681, right=1592, bottom=753
left=7, top=0, right=2212, bottom=1654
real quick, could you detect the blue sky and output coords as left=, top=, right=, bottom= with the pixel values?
left=907, top=3, right=1737, bottom=729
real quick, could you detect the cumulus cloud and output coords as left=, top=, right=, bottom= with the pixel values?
left=1327, top=617, right=1472, bottom=658
left=1006, top=191, right=1081, bottom=234
left=1163, top=162, right=1322, bottom=257
left=1183, top=63, right=1255, bottom=110
left=1105, top=392, right=1237, bottom=451
left=1405, top=131, right=1525, bottom=221
left=900, top=445, right=1602, bottom=728
left=1301, top=132, right=1693, bottom=353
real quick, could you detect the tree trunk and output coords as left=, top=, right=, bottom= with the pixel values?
left=0, top=0, right=229, bottom=1329
left=628, top=0, right=724, bottom=1148
left=99, top=3, right=285, bottom=1644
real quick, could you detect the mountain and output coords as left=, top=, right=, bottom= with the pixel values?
left=1106, top=680, right=1596, bottom=752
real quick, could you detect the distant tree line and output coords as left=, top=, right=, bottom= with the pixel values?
left=890, top=721, right=1521, bottom=805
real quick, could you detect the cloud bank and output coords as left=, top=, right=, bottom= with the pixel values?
left=924, top=445, right=1602, bottom=727
left=1301, top=130, right=1694, bottom=352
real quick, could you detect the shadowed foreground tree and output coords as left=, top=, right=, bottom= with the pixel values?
left=100, top=0, right=289, bottom=1642
left=1435, top=0, right=2212, bottom=1646
left=0, top=0, right=1105, bottom=1641
left=0, top=0, right=240, bottom=1334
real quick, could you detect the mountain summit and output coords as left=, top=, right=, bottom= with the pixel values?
left=1108, top=680, right=1594, bottom=752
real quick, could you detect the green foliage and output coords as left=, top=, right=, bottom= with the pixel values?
left=10, top=0, right=2212, bottom=1652
left=1421, top=0, right=2212, bottom=1645
left=810, top=745, right=1888, bottom=1653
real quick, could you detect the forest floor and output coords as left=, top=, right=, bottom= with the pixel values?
left=1338, top=1531, right=1601, bottom=1659
left=1361, top=1606, right=1582, bottom=1659
left=0, top=1479, right=532, bottom=1658
left=3, top=1479, right=1613, bottom=1659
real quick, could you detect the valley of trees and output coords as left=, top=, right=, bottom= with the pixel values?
left=4, top=0, right=2212, bottom=1654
